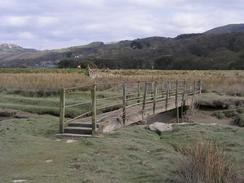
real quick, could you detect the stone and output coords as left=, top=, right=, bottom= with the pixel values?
left=66, top=139, right=77, bottom=143
left=12, top=180, right=27, bottom=183
left=149, top=122, right=173, bottom=134
left=45, top=159, right=53, bottom=163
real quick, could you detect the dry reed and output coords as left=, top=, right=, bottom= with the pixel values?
left=177, top=141, right=239, bottom=183
left=0, top=70, right=244, bottom=94
left=0, top=73, right=92, bottom=92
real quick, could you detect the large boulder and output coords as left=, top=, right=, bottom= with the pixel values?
left=149, top=122, right=173, bottom=134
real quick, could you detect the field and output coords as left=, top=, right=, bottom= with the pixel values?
left=0, top=69, right=244, bottom=117
left=1, top=68, right=244, bottom=182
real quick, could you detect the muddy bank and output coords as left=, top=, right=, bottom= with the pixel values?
left=0, top=108, right=31, bottom=120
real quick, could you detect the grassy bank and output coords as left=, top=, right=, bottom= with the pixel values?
left=0, top=114, right=244, bottom=183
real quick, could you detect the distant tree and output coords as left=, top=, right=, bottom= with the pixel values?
left=229, top=51, right=244, bottom=69
left=57, top=59, right=95, bottom=68
left=130, top=41, right=143, bottom=49
left=58, top=59, right=76, bottom=68
left=187, top=44, right=208, bottom=57
left=154, top=56, right=174, bottom=69
left=65, top=52, right=73, bottom=58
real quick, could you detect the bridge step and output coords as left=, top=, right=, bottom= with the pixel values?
left=57, top=133, right=92, bottom=138
left=68, top=122, right=94, bottom=128
left=64, top=127, right=92, bottom=135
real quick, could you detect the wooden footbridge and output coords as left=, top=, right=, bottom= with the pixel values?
left=58, top=80, right=202, bottom=137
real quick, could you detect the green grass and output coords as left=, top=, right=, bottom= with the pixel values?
left=0, top=115, right=244, bottom=183
left=197, top=93, right=244, bottom=109
left=0, top=90, right=123, bottom=118
left=197, top=93, right=244, bottom=127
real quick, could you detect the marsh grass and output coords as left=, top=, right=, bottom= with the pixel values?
left=1, top=117, right=244, bottom=183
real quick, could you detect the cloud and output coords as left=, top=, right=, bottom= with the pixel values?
left=0, top=0, right=243, bottom=49
left=18, top=32, right=36, bottom=39
left=1, top=16, right=31, bottom=27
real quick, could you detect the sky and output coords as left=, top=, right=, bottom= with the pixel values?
left=0, top=0, right=244, bottom=50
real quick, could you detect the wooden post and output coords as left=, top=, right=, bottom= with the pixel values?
left=168, top=81, right=171, bottom=97
left=59, top=88, right=65, bottom=133
left=175, top=80, right=180, bottom=123
left=153, top=81, right=157, bottom=114
left=151, top=82, right=154, bottom=100
left=137, top=81, right=141, bottom=103
left=185, top=82, right=188, bottom=102
left=162, top=82, right=165, bottom=98
left=193, top=80, right=196, bottom=97
left=191, top=81, right=196, bottom=111
left=181, top=80, right=186, bottom=121
left=91, top=84, right=97, bottom=135
left=165, top=81, right=169, bottom=110
left=199, top=80, right=202, bottom=94
left=122, top=83, right=127, bottom=125
left=142, top=82, right=148, bottom=120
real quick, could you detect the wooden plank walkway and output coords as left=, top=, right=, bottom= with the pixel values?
left=58, top=80, right=202, bottom=137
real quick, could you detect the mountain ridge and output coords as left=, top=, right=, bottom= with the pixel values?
left=0, top=24, right=244, bottom=69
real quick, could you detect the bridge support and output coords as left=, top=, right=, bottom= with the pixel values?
left=91, top=84, right=97, bottom=135
left=153, top=81, right=157, bottom=114
left=165, top=81, right=169, bottom=111
left=122, top=83, right=127, bottom=126
left=142, top=82, right=148, bottom=121
left=181, top=80, right=186, bottom=122
left=137, top=81, right=141, bottom=103
left=59, top=88, right=65, bottom=134
left=175, top=80, right=180, bottom=123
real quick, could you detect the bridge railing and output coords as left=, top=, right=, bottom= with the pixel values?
left=59, top=80, right=202, bottom=134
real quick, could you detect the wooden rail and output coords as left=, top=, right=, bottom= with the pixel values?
left=59, top=80, right=202, bottom=135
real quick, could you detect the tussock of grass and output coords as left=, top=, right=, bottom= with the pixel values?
left=235, top=114, right=244, bottom=127
left=177, top=141, right=238, bottom=183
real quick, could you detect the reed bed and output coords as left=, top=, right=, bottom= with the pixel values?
left=97, top=70, right=244, bottom=95
left=0, top=69, right=243, bottom=95
left=0, top=73, right=91, bottom=92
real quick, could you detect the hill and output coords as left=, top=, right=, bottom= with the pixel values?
left=0, top=24, right=244, bottom=69
left=205, top=24, right=244, bottom=35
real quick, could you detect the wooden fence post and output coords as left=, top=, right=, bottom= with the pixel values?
left=91, top=84, right=97, bottom=135
left=59, top=88, right=65, bottom=133
left=185, top=81, right=188, bottom=102
left=175, top=80, right=180, bottom=123
left=153, top=81, right=157, bottom=114
left=199, top=80, right=202, bottom=94
left=142, top=82, right=148, bottom=120
left=122, top=83, right=127, bottom=125
left=181, top=80, right=186, bottom=121
left=137, top=81, right=141, bottom=103
left=165, top=81, right=169, bottom=110
left=193, top=80, right=196, bottom=97
left=162, top=81, right=165, bottom=98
